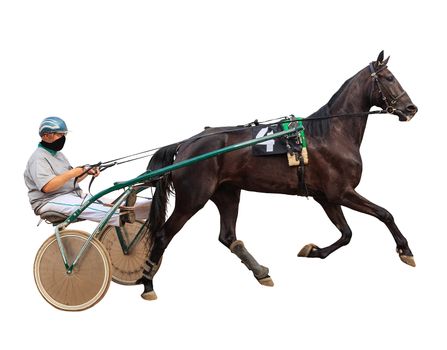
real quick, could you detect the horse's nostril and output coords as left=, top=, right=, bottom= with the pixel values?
left=407, top=104, right=418, bottom=113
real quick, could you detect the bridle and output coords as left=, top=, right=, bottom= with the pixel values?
left=369, top=62, right=407, bottom=115
left=306, top=62, right=410, bottom=120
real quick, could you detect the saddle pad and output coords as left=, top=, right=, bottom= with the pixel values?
left=251, top=124, right=298, bottom=156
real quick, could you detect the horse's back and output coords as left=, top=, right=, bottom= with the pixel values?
left=173, top=126, right=300, bottom=195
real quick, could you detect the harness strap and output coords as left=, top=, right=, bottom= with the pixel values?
left=280, top=115, right=309, bottom=196
left=298, top=155, right=308, bottom=197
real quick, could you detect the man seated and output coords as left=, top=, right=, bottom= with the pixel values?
left=24, top=116, right=151, bottom=226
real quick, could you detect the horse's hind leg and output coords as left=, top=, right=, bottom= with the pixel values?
left=299, top=197, right=353, bottom=259
left=141, top=193, right=212, bottom=300
left=211, top=184, right=273, bottom=287
left=340, top=189, right=415, bottom=267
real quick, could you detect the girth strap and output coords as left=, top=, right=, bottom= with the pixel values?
left=297, top=156, right=308, bottom=197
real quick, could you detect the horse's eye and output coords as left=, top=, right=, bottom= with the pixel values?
left=386, top=75, right=394, bottom=82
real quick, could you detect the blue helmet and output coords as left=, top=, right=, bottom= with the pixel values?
left=39, top=116, right=68, bottom=136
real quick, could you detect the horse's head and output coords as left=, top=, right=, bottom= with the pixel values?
left=369, top=51, right=418, bottom=121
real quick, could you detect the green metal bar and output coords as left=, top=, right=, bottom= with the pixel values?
left=126, top=220, right=150, bottom=253
left=118, top=186, right=151, bottom=254
left=54, top=226, right=70, bottom=270
left=57, top=126, right=302, bottom=228
left=113, top=220, right=148, bottom=255
left=114, top=226, right=130, bottom=254
left=67, top=188, right=132, bottom=273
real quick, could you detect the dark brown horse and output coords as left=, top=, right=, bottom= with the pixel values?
left=140, top=51, right=418, bottom=300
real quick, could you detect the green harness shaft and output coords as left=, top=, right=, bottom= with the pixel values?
left=62, top=126, right=304, bottom=227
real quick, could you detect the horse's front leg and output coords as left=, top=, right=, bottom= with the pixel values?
left=298, top=197, right=353, bottom=259
left=340, top=189, right=415, bottom=267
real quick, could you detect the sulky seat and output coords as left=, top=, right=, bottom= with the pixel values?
left=39, top=211, right=85, bottom=225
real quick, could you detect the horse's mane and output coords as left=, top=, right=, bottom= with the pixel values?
left=303, top=76, right=354, bottom=137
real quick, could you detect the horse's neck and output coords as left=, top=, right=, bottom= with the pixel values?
left=329, top=73, right=373, bottom=147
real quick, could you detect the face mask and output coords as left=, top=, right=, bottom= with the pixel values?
left=40, top=135, right=66, bottom=152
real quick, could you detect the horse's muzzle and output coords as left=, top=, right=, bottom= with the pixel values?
left=397, top=104, right=418, bottom=122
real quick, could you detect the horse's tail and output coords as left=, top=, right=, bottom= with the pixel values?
left=147, top=143, right=179, bottom=235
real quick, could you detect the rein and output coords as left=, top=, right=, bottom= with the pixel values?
left=78, top=107, right=391, bottom=180
left=305, top=109, right=388, bottom=121
left=76, top=62, right=402, bottom=192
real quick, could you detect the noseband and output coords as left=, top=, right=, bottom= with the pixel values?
left=369, top=62, right=407, bottom=114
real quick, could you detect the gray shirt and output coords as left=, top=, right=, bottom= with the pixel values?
left=24, top=145, right=82, bottom=214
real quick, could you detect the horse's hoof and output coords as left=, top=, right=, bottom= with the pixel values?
left=141, top=290, right=158, bottom=301
left=257, top=276, right=274, bottom=287
left=400, top=255, right=416, bottom=267
left=298, top=243, right=319, bottom=257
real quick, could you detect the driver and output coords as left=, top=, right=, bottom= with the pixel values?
left=24, top=116, right=151, bottom=226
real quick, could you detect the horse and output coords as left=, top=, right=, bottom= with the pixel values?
left=139, top=51, right=418, bottom=300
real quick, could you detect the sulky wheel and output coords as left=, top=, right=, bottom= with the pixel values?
left=99, top=221, right=151, bottom=285
left=34, top=230, right=112, bottom=312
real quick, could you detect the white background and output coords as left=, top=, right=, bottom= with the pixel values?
left=1, top=1, right=445, bottom=349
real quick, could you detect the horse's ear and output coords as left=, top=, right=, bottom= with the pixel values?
left=374, top=51, right=387, bottom=69
left=382, top=55, right=390, bottom=66
left=377, top=50, right=384, bottom=64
